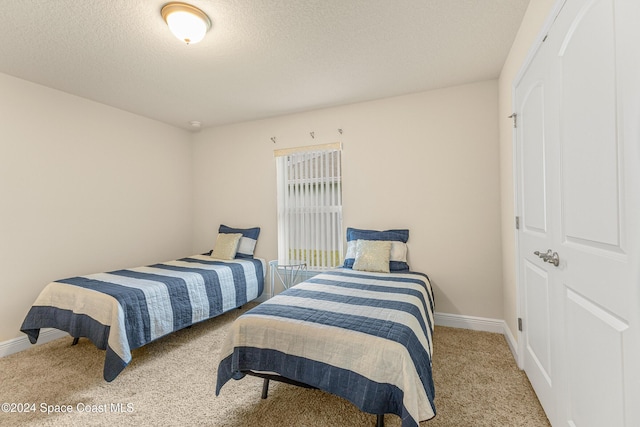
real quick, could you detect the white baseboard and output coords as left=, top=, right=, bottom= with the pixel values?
left=434, top=311, right=505, bottom=333
left=502, top=322, right=520, bottom=365
left=435, top=311, right=520, bottom=363
left=0, top=329, right=69, bottom=358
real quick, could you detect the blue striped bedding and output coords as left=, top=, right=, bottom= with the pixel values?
left=216, top=268, right=435, bottom=426
left=21, top=255, right=265, bottom=381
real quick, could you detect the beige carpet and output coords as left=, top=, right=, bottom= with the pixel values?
left=0, top=305, right=549, bottom=426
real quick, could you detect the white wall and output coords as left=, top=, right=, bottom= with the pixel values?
left=192, top=80, right=504, bottom=320
left=498, top=0, right=558, bottom=339
left=0, top=73, right=193, bottom=342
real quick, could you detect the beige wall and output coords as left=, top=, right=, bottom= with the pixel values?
left=0, top=73, right=194, bottom=342
left=192, top=80, right=504, bottom=319
left=498, top=0, right=558, bottom=339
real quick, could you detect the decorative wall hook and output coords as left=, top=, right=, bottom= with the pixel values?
left=310, top=132, right=315, bottom=139
left=271, top=137, right=276, bottom=144
left=338, top=129, right=343, bottom=135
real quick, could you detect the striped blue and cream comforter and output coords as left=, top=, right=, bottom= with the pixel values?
left=216, top=268, right=435, bottom=426
left=21, top=255, right=265, bottom=381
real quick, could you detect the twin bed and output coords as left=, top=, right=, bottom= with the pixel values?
left=217, top=227, right=436, bottom=427
left=20, top=255, right=265, bottom=381
left=20, top=224, right=264, bottom=381
left=216, top=267, right=436, bottom=427
left=20, top=227, right=436, bottom=426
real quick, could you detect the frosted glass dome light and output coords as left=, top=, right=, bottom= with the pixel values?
left=161, top=3, right=211, bottom=45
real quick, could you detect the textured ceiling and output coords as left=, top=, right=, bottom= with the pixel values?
left=0, top=0, right=529, bottom=130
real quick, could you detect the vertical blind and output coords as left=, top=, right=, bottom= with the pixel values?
left=275, top=142, right=343, bottom=269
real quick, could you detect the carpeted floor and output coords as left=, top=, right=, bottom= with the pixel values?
left=0, top=304, right=549, bottom=426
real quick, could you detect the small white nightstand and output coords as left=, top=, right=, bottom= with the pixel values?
left=269, top=260, right=307, bottom=298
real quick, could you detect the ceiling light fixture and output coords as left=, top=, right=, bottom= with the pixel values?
left=161, top=2, right=211, bottom=45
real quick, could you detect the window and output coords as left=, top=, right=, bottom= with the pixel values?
left=275, top=142, right=343, bottom=269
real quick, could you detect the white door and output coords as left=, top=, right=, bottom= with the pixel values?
left=516, top=0, right=640, bottom=426
left=515, top=23, right=561, bottom=424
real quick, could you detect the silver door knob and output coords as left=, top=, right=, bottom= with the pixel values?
left=534, top=249, right=560, bottom=267
left=534, top=249, right=552, bottom=259
left=547, top=251, right=560, bottom=266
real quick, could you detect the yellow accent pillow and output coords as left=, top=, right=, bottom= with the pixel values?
left=352, top=240, right=392, bottom=273
left=211, top=233, right=243, bottom=260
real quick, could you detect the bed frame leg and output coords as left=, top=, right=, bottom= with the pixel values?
left=261, top=378, right=270, bottom=399
left=71, top=337, right=79, bottom=346
left=376, top=414, right=384, bottom=427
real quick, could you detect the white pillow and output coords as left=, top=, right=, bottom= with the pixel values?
left=390, top=241, right=407, bottom=262
left=236, top=237, right=257, bottom=257
left=346, top=240, right=407, bottom=262
left=352, top=240, right=392, bottom=273
left=211, top=233, right=243, bottom=260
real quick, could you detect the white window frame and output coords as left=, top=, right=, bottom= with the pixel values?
left=275, top=142, right=343, bottom=270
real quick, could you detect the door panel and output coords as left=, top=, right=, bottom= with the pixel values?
left=559, top=0, right=620, bottom=250
left=565, top=288, right=627, bottom=427
left=521, top=83, right=547, bottom=234
left=524, top=261, right=552, bottom=388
